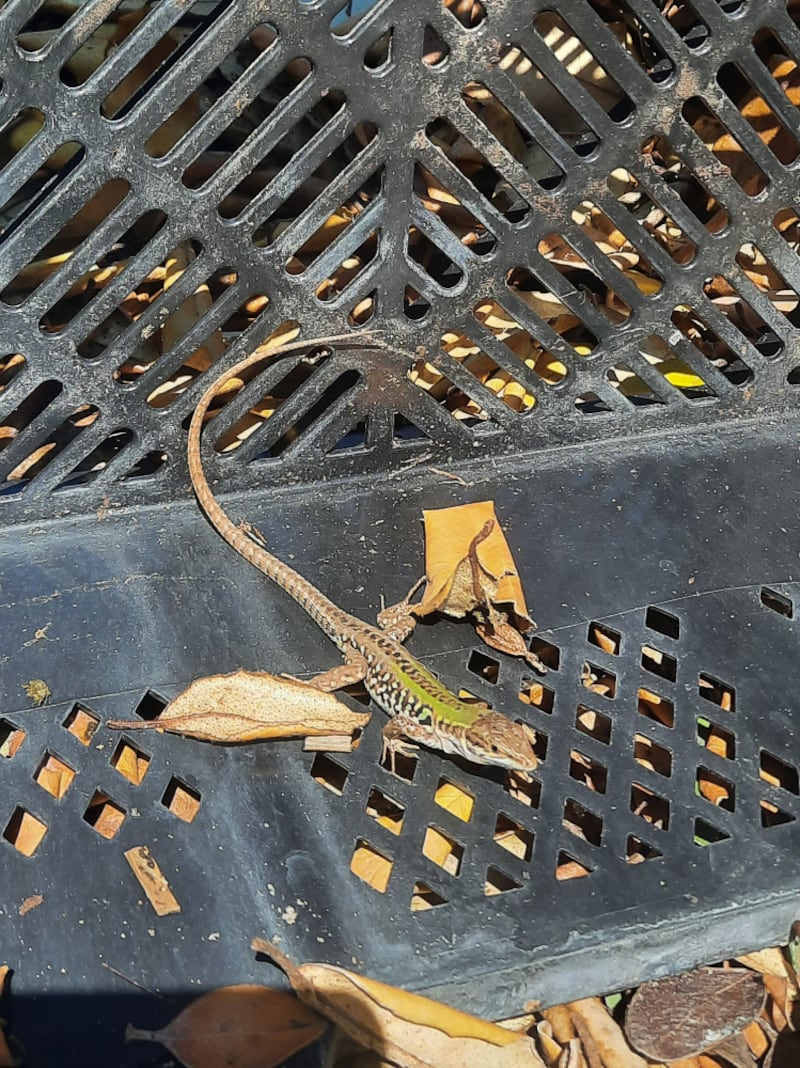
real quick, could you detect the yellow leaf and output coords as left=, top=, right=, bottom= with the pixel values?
left=106, top=669, right=370, bottom=743
left=433, top=782, right=474, bottom=822
left=254, top=940, right=545, bottom=1068
left=126, top=985, right=326, bottom=1068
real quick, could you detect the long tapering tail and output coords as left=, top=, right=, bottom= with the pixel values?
left=187, top=332, right=374, bottom=643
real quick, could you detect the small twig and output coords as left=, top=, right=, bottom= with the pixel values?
left=427, top=466, right=469, bottom=487
left=101, top=962, right=166, bottom=999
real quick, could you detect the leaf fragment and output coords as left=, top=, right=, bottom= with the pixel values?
left=624, top=967, right=765, bottom=1061
left=567, top=998, right=647, bottom=1067
left=106, top=669, right=370, bottom=743
left=124, top=846, right=181, bottom=917
left=126, top=984, right=326, bottom=1068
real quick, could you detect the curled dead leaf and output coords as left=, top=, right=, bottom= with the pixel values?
left=253, top=939, right=545, bottom=1068
left=106, top=669, right=370, bottom=743
left=412, top=502, right=541, bottom=668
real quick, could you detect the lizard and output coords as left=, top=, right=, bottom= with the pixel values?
left=187, top=333, right=538, bottom=773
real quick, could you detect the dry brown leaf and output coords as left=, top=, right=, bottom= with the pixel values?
left=126, top=985, right=326, bottom=1068
left=624, top=968, right=765, bottom=1061
left=253, top=939, right=545, bottom=1068
left=412, top=502, right=539, bottom=666
left=106, top=669, right=370, bottom=743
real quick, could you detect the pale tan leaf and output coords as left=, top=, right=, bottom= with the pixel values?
left=106, top=669, right=370, bottom=742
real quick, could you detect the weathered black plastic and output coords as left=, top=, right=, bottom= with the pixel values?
left=2, top=0, right=800, bottom=1065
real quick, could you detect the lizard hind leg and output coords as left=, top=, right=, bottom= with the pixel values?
left=283, top=653, right=368, bottom=693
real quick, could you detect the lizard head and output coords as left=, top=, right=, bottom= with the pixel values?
left=463, top=712, right=538, bottom=771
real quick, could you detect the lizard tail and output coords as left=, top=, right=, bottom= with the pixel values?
left=187, top=332, right=375, bottom=643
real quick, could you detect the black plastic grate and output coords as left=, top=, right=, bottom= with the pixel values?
left=3, top=1, right=800, bottom=1064
left=2, top=0, right=800, bottom=516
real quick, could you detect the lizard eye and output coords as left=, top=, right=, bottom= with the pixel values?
left=490, top=743, right=499, bottom=753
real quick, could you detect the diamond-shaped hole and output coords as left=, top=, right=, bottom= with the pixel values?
left=530, top=637, right=560, bottom=670
left=311, top=753, right=348, bottom=795
left=503, top=771, right=541, bottom=808
left=633, top=735, right=672, bottom=777
left=699, top=673, right=735, bottom=712
left=422, top=25, right=449, bottom=68
left=631, top=782, right=670, bottom=829
left=494, top=813, right=533, bottom=860
left=434, top=778, right=474, bottom=822
left=457, top=687, right=489, bottom=707
left=380, top=744, right=417, bottom=782
left=351, top=839, right=393, bottom=892
left=569, top=750, right=608, bottom=793
left=582, top=661, right=616, bottom=698
left=83, top=791, right=126, bottom=840
left=467, top=650, right=500, bottom=684
left=641, top=644, right=677, bottom=682
left=410, top=881, right=447, bottom=911
left=422, top=826, right=463, bottom=876
left=161, top=777, right=201, bottom=823
left=761, top=586, right=793, bottom=618
left=697, top=717, right=735, bottom=759
left=34, top=752, right=76, bottom=799
left=485, top=866, right=521, bottom=896
left=563, top=798, right=603, bottom=846
left=626, top=834, right=663, bottom=864
left=694, top=817, right=730, bottom=845
left=637, top=688, right=674, bottom=727
left=364, top=27, right=392, bottom=69
left=556, top=850, right=592, bottom=880
left=110, top=738, right=150, bottom=785
left=3, top=807, right=47, bottom=857
left=761, top=800, right=796, bottom=828
left=575, top=705, right=611, bottom=744
left=575, top=390, right=612, bottom=415
left=588, top=622, right=621, bottom=655
left=134, top=690, right=168, bottom=720
left=518, top=678, right=554, bottom=713
left=645, top=605, right=680, bottom=639
left=759, top=750, right=799, bottom=794
left=696, top=766, right=735, bottom=811
left=524, top=723, right=548, bottom=763
left=0, top=720, right=26, bottom=759
left=62, top=705, right=99, bottom=746
left=365, top=787, right=405, bottom=835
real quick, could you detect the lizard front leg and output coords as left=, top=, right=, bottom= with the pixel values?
left=380, top=715, right=422, bottom=774
left=377, top=576, right=426, bottom=642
